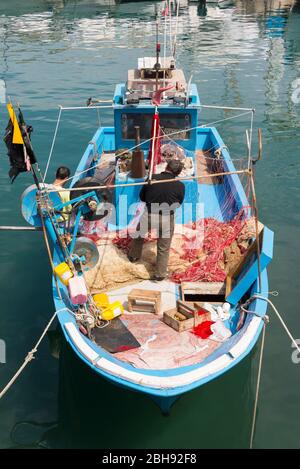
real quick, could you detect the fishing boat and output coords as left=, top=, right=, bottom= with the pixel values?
left=5, top=12, right=273, bottom=415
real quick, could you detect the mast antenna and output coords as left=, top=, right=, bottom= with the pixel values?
left=154, top=5, right=161, bottom=93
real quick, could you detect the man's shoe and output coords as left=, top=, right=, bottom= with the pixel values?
left=152, top=275, right=166, bottom=282
left=127, top=255, right=139, bottom=263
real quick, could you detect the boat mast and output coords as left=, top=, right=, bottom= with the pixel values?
left=155, top=7, right=160, bottom=93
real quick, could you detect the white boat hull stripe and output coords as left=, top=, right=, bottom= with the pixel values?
left=228, top=317, right=262, bottom=358
left=64, top=320, right=260, bottom=389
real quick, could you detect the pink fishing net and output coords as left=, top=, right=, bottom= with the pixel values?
left=114, top=313, right=220, bottom=369
left=112, top=207, right=256, bottom=284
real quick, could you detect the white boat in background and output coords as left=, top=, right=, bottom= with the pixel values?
left=206, top=0, right=235, bottom=6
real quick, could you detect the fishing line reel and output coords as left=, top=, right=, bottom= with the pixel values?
left=71, top=236, right=99, bottom=273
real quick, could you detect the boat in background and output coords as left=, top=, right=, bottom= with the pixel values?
left=206, top=0, right=235, bottom=7
left=6, top=6, right=273, bottom=414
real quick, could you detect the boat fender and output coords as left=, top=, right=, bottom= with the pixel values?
left=68, top=276, right=88, bottom=305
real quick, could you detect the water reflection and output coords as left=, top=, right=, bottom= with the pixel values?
left=37, top=338, right=256, bottom=449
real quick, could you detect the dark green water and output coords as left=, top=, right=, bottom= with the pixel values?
left=0, top=0, right=300, bottom=449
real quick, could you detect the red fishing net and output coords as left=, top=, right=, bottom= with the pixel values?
left=171, top=209, right=249, bottom=283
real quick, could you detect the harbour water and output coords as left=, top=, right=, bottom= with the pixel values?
left=0, top=0, right=300, bottom=449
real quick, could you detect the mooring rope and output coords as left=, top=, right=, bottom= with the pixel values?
left=241, top=293, right=300, bottom=448
left=43, top=106, right=62, bottom=182
left=242, top=294, right=300, bottom=354
left=0, top=307, right=71, bottom=401
left=0, top=210, right=70, bottom=400
left=250, top=323, right=266, bottom=449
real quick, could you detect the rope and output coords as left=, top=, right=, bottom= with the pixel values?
left=0, top=226, right=42, bottom=231
left=201, top=110, right=253, bottom=130
left=59, top=103, right=253, bottom=112
left=173, top=0, right=180, bottom=58
left=160, top=127, right=220, bottom=156
left=250, top=323, right=266, bottom=449
left=58, top=110, right=252, bottom=185
left=200, top=104, right=254, bottom=112
left=248, top=295, right=300, bottom=353
left=59, top=105, right=113, bottom=110
left=42, top=109, right=251, bottom=187
left=63, top=138, right=154, bottom=185
left=0, top=307, right=69, bottom=400
left=247, top=110, right=255, bottom=171
left=47, top=168, right=250, bottom=197
left=43, top=106, right=62, bottom=182
left=161, top=132, right=246, bottom=166
left=240, top=293, right=300, bottom=448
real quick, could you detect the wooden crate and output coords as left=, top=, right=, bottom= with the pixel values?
left=176, top=300, right=195, bottom=319
left=128, top=288, right=161, bottom=315
left=163, top=299, right=214, bottom=333
left=163, top=308, right=195, bottom=333
left=193, top=302, right=212, bottom=323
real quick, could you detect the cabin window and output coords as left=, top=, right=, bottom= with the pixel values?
left=160, top=114, right=191, bottom=140
left=121, top=113, right=191, bottom=140
left=121, top=113, right=152, bottom=140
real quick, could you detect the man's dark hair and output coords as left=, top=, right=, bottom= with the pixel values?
left=166, top=159, right=184, bottom=177
left=56, top=166, right=70, bottom=180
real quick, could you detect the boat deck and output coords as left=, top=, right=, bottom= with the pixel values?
left=95, top=279, right=222, bottom=370
left=81, top=137, right=249, bottom=370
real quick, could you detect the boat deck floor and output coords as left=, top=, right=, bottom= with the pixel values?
left=95, top=150, right=228, bottom=223
left=196, top=150, right=224, bottom=185
left=100, top=279, right=221, bottom=370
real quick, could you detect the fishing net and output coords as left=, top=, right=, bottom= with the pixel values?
left=83, top=212, right=259, bottom=293
left=110, top=212, right=259, bottom=285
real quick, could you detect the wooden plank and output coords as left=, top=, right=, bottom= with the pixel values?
left=196, top=150, right=224, bottom=185
left=128, top=288, right=161, bottom=300
left=182, top=282, right=226, bottom=296
left=225, top=226, right=274, bottom=305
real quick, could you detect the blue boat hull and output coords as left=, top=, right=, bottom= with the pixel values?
left=47, top=124, right=274, bottom=414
